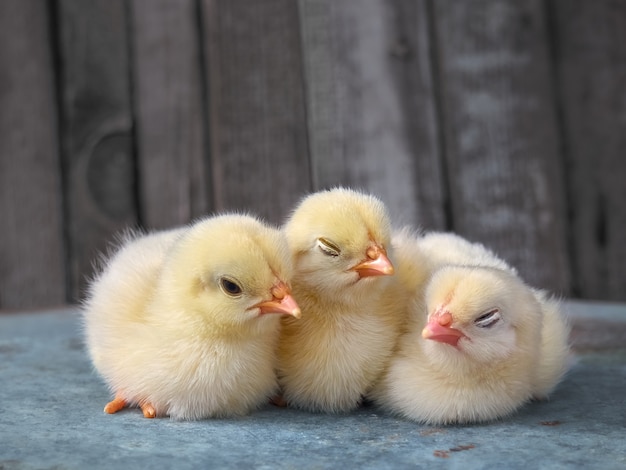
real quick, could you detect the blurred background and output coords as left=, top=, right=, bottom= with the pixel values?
left=1, top=0, right=625, bottom=311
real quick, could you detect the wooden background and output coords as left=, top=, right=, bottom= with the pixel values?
left=1, top=0, right=625, bottom=311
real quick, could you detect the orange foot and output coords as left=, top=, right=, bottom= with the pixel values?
left=104, top=395, right=127, bottom=414
left=104, top=394, right=157, bottom=418
left=140, top=402, right=156, bottom=419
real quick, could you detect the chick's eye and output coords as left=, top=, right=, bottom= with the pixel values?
left=474, top=308, right=501, bottom=328
left=316, top=238, right=340, bottom=257
left=219, top=277, right=243, bottom=296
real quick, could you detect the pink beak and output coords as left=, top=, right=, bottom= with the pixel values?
left=422, top=312, right=465, bottom=347
left=252, top=282, right=301, bottom=318
left=351, top=245, right=394, bottom=278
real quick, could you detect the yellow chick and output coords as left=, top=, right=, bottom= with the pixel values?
left=83, top=214, right=301, bottom=420
left=371, top=265, right=570, bottom=424
left=415, top=230, right=570, bottom=398
left=277, top=188, right=404, bottom=413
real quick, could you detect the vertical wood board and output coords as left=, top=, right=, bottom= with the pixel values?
left=202, top=0, right=311, bottom=225
left=433, top=0, right=570, bottom=293
left=298, top=0, right=446, bottom=228
left=551, top=0, right=626, bottom=300
left=131, top=0, right=210, bottom=229
left=57, top=0, right=138, bottom=301
left=0, top=0, right=66, bottom=308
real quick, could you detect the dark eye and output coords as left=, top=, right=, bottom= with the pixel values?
left=474, top=308, right=501, bottom=328
left=219, top=277, right=243, bottom=296
left=316, top=238, right=340, bottom=257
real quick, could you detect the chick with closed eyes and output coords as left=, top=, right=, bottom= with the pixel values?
left=83, top=214, right=300, bottom=420
left=371, top=264, right=570, bottom=424
left=415, top=230, right=570, bottom=400
left=276, top=188, right=407, bottom=413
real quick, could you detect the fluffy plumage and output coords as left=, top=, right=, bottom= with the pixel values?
left=277, top=188, right=406, bottom=413
left=413, top=230, right=517, bottom=274
left=372, top=232, right=570, bottom=424
left=83, top=214, right=300, bottom=420
left=530, top=288, right=572, bottom=400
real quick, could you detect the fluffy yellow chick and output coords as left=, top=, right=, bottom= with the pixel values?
left=83, top=214, right=301, bottom=420
left=371, top=229, right=511, bottom=341
left=416, top=230, right=570, bottom=398
left=277, top=188, right=406, bottom=413
left=371, top=265, right=570, bottom=424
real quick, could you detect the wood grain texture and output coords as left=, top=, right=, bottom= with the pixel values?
left=201, top=0, right=311, bottom=225
left=550, top=0, right=626, bottom=300
left=0, top=1, right=66, bottom=308
left=5, top=1, right=626, bottom=309
left=432, top=0, right=570, bottom=293
left=131, top=0, right=210, bottom=229
left=57, top=0, right=138, bottom=301
left=298, top=0, right=446, bottom=228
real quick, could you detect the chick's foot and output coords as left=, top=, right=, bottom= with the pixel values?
left=103, top=395, right=127, bottom=414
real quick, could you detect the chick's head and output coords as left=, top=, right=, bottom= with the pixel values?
left=284, top=188, right=394, bottom=298
left=422, top=266, right=541, bottom=365
left=157, top=214, right=300, bottom=333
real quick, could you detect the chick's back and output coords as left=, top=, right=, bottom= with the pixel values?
left=84, top=227, right=185, bottom=371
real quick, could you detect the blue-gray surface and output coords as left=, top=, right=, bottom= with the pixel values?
left=1, top=303, right=625, bottom=470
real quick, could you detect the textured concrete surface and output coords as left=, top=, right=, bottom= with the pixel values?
left=0, top=302, right=625, bottom=469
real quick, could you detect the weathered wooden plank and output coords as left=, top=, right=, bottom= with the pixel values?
left=298, top=0, right=446, bottom=229
left=57, top=0, right=138, bottom=301
left=0, top=1, right=66, bottom=309
left=432, top=0, right=570, bottom=293
left=550, top=0, right=626, bottom=300
left=201, top=0, right=311, bottom=224
left=130, top=0, right=210, bottom=229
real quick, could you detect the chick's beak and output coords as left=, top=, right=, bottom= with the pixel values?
left=351, top=245, right=394, bottom=278
left=252, top=282, right=301, bottom=319
left=422, top=311, right=465, bottom=347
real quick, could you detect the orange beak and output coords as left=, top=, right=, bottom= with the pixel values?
left=351, top=245, right=394, bottom=278
left=251, top=282, right=301, bottom=319
left=422, top=311, right=465, bottom=347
